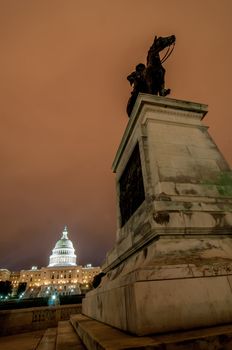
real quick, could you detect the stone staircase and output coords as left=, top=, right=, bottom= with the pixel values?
left=36, top=321, right=86, bottom=350
left=2, top=315, right=232, bottom=350
left=0, top=319, right=86, bottom=350
left=36, top=328, right=57, bottom=350
left=55, top=320, right=85, bottom=350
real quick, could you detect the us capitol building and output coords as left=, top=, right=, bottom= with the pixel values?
left=0, top=226, right=101, bottom=297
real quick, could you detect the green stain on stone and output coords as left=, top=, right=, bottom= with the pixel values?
left=216, top=172, right=232, bottom=196
left=202, top=172, right=232, bottom=196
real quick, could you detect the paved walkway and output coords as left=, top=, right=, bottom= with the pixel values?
left=0, top=330, right=44, bottom=350
left=0, top=322, right=85, bottom=350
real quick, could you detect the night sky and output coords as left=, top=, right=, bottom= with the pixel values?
left=0, top=0, right=231, bottom=271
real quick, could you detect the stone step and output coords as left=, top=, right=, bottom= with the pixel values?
left=71, top=314, right=232, bottom=350
left=0, top=330, right=44, bottom=350
left=36, top=328, right=57, bottom=350
left=56, top=321, right=86, bottom=350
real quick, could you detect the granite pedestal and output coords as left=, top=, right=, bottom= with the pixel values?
left=83, top=94, right=232, bottom=336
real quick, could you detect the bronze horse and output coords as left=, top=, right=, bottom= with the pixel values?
left=127, top=35, right=176, bottom=117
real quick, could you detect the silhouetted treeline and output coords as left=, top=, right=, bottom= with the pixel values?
left=0, top=280, right=12, bottom=296
left=0, top=294, right=85, bottom=310
left=16, top=282, right=27, bottom=297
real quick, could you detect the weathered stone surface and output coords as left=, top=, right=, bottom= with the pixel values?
left=0, top=321, right=85, bottom=350
left=83, top=94, right=232, bottom=336
left=0, top=330, right=44, bottom=350
left=36, top=328, right=57, bottom=350
left=83, top=260, right=232, bottom=334
left=71, top=314, right=232, bottom=350
left=56, top=321, right=85, bottom=350
left=0, top=304, right=81, bottom=336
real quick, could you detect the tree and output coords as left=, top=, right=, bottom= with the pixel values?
left=0, top=281, right=12, bottom=297
left=16, top=282, right=27, bottom=297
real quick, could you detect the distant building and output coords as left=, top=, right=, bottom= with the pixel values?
left=48, top=226, right=77, bottom=267
left=3, top=227, right=101, bottom=297
left=0, top=269, right=11, bottom=282
left=9, top=271, right=20, bottom=292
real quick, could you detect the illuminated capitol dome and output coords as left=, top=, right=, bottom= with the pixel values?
left=48, top=226, right=77, bottom=267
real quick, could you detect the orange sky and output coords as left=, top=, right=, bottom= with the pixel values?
left=0, top=0, right=231, bottom=270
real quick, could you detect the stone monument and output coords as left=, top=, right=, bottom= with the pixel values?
left=82, top=93, right=232, bottom=336
left=73, top=36, right=232, bottom=348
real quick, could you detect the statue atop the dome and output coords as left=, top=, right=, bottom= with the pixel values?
left=62, top=225, right=68, bottom=239
left=127, top=34, right=176, bottom=117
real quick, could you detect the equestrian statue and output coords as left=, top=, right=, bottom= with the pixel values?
left=127, top=35, right=176, bottom=117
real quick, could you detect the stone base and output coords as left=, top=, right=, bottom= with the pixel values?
left=83, top=234, right=232, bottom=335
left=83, top=94, right=232, bottom=337
left=71, top=314, right=232, bottom=350
left=83, top=270, right=232, bottom=336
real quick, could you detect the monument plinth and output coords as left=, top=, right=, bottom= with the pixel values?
left=83, top=94, right=232, bottom=336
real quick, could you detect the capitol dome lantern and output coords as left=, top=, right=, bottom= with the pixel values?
left=48, top=226, right=77, bottom=267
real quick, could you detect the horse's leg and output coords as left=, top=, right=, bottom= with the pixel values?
left=160, top=87, right=171, bottom=96
left=159, top=79, right=170, bottom=96
left=159, top=67, right=171, bottom=96
left=144, top=66, right=155, bottom=94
